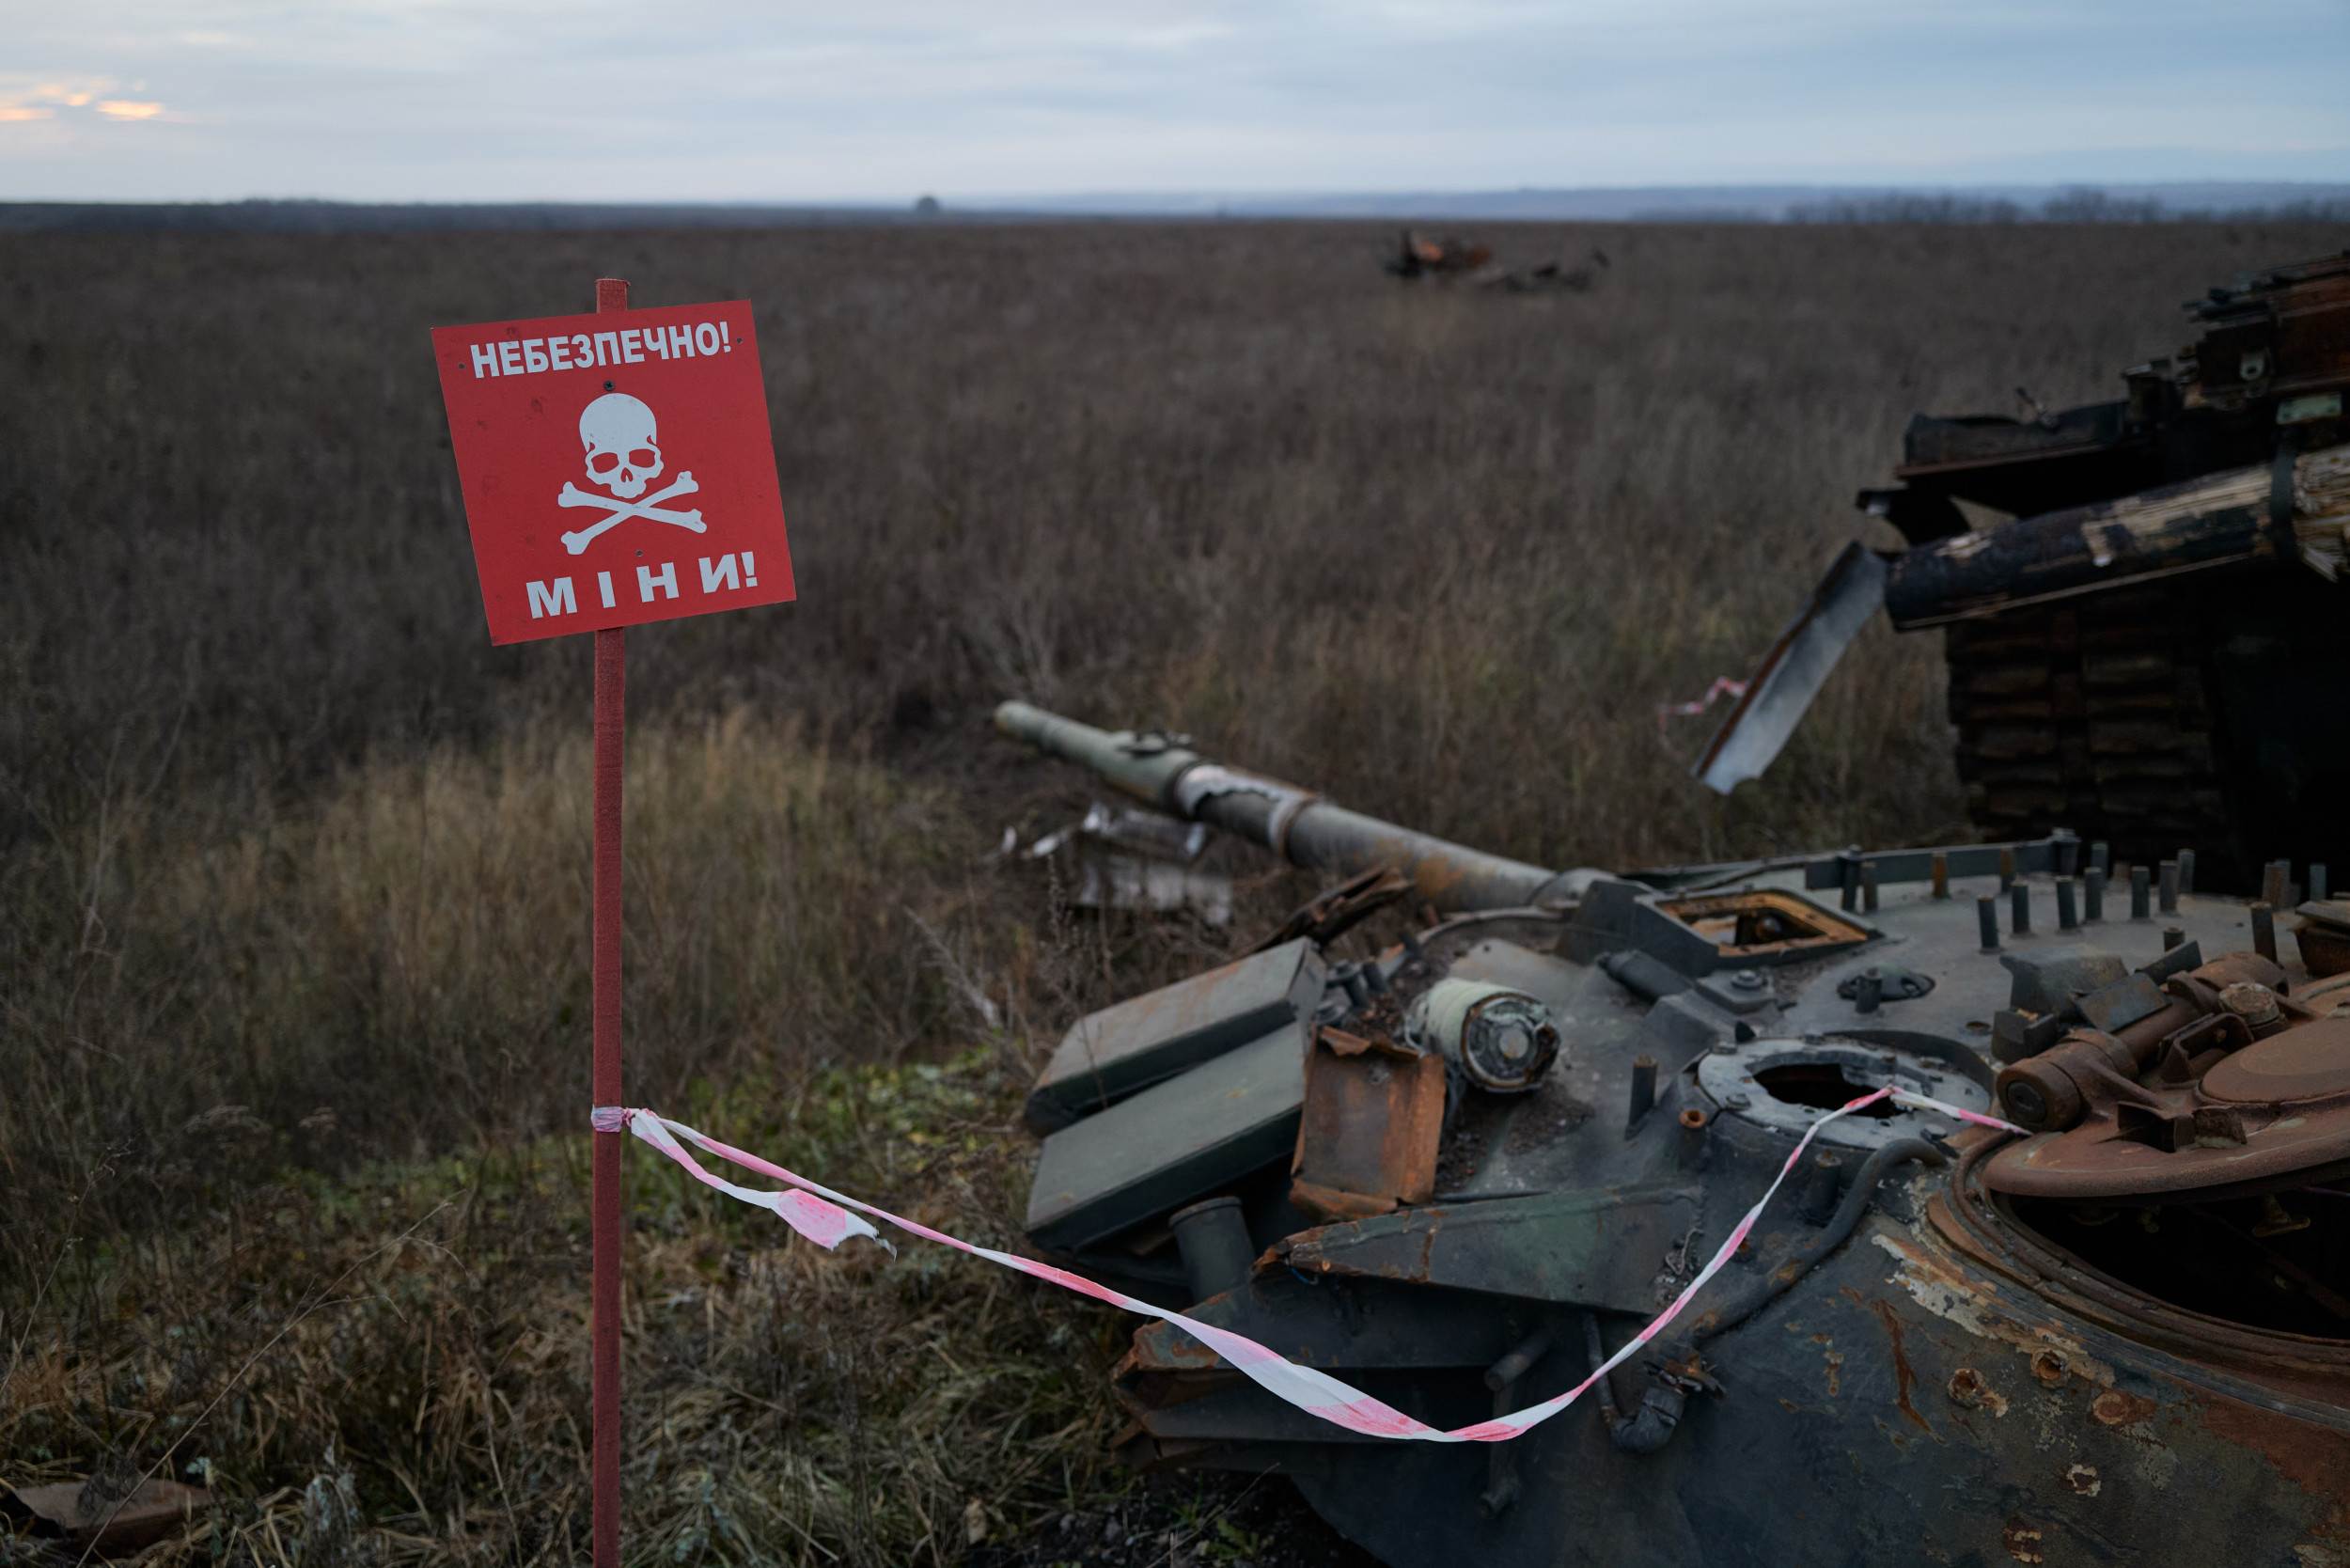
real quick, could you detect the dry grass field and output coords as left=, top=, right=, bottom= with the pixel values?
left=5, top=216, right=2346, bottom=1564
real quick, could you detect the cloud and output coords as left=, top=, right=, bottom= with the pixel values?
left=0, top=75, right=168, bottom=127
left=0, top=0, right=2344, bottom=200
left=0, top=72, right=170, bottom=128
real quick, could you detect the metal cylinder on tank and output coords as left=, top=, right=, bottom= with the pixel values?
left=1411, top=978, right=1561, bottom=1093
left=1168, top=1196, right=1257, bottom=1303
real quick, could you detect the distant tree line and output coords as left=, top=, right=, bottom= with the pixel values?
left=1787, top=186, right=2350, bottom=224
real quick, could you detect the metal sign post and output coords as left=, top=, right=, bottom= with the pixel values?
left=429, top=275, right=795, bottom=1567
left=589, top=271, right=630, bottom=1562
left=592, top=607, right=623, bottom=1566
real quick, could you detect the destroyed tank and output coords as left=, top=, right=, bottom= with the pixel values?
left=999, top=699, right=2350, bottom=1568
left=1706, top=251, right=2350, bottom=894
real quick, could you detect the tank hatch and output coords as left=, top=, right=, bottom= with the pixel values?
left=1985, top=965, right=2350, bottom=1202
left=1694, top=1035, right=1990, bottom=1152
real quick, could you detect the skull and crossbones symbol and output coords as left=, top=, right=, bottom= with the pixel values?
left=558, top=393, right=706, bottom=554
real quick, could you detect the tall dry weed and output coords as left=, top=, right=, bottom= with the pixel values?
left=3, top=716, right=1116, bottom=1564
left=4, top=714, right=980, bottom=1228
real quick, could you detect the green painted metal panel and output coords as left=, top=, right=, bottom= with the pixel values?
left=1283, top=1185, right=1702, bottom=1312
left=1026, top=1022, right=1308, bottom=1252
left=1026, top=938, right=1324, bottom=1126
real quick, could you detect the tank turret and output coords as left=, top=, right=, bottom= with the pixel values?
left=1000, top=702, right=2350, bottom=1568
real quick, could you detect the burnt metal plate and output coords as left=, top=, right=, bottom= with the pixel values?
left=1985, top=1127, right=2350, bottom=1202
left=1280, top=1184, right=1701, bottom=1311
left=1695, top=1036, right=1990, bottom=1152
left=1559, top=879, right=1876, bottom=975
left=1124, top=1272, right=1539, bottom=1375
left=1115, top=1375, right=1399, bottom=1446
left=1290, top=1027, right=1446, bottom=1223
left=1694, top=541, right=1888, bottom=794
left=1659, top=889, right=1873, bottom=963
left=1999, top=949, right=2125, bottom=1016
left=2298, top=914, right=2350, bottom=980
left=2299, top=899, right=2350, bottom=932
left=2076, top=972, right=2167, bottom=1035
left=2201, top=1018, right=2350, bottom=1103
left=1985, top=1103, right=2350, bottom=1204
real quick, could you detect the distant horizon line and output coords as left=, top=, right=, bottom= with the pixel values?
left=7, top=179, right=2350, bottom=231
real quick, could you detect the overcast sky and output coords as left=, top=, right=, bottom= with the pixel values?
left=5, top=0, right=2346, bottom=204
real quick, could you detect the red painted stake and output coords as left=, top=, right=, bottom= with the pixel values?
left=590, top=274, right=630, bottom=1568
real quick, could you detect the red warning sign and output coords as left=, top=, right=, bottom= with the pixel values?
left=431, top=301, right=794, bottom=644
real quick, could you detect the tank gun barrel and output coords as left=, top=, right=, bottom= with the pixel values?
left=994, top=700, right=1591, bottom=913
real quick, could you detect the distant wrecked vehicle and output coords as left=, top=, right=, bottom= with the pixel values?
left=1384, top=229, right=1604, bottom=292
left=998, top=699, right=2350, bottom=1568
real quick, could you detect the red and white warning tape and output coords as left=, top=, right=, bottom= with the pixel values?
left=1655, top=676, right=1748, bottom=734
left=593, top=1087, right=2023, bottom=1443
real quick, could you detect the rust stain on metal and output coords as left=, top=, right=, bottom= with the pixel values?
left=1412, top=858, right=1477, bottom=907
left=2092, top=1389, right=2159, bottom=1428
left=1948, top=1367, right=2010, bottom=1416
left=1872, top=1231, right=2121, bottom=1390
left=1290, top=1023, right=1446, bottom=1224
left=2197, top=1394, right=2350, bottom=1543
left=1113, top=1365, right=1246, bottom=1421
left=1117, top=1332, right=1222, bottom=1375
left=2063, top=1463, right=2102, bottom=1497
left=1823, top=1347, right=1844, bottom=1398
left=1249, top=865, right=1411, bottom=953
left=1151, top=1336, right=1222, bottom=1372
left=2002, top=1516, right=2045, bottom=1563
left=1983, top=953, right=2350, bottom=1203
left=1863, top=1296, right=1934, bottom=1435
left=1655, top=888, right=1873, bottom=961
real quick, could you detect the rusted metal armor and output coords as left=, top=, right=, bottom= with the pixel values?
left=1003, top=704, right=2350, bottom=1568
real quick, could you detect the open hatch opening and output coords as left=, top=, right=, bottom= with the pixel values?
left=1755, top=1062, right=1901, bottom=1119
left=1656, top=889, right=1871, bottom=959
left=1683, top=908, right=1823, bottom=947
left=2010, top=1191, right=2350, bottom=1339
